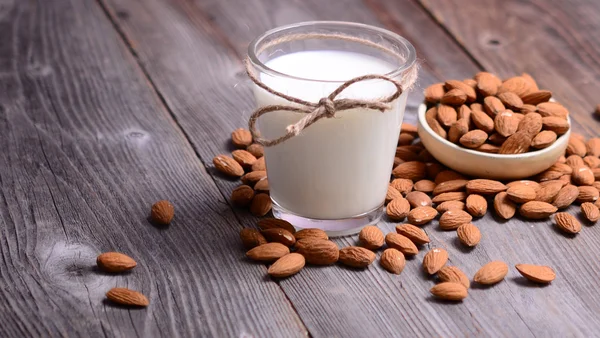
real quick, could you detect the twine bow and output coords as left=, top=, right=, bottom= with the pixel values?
left=245, top=55, right=416, bottom=147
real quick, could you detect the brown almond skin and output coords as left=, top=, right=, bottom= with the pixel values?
left=294, top=228, right=328, bottom=241
left=261, top=228, right=296, bottom=247
left=268, top=253, right=305, bottom=278
left=466, top=179, right=507, bottom=195
left=520, top=201, right=558, bottom=219
left=459, top=130, right=488, bottom=149
left=423, top=248, right=449, bottom=275
left=438, top=266, right=470, bottom=288
left=338, top=247, right=376, bottom=268
left=359, top=225, right=385, bottom=250
left=457, top=223, right=481, bottom=247
left=474, top=261, right=508, bottom=285
left=151, top=200, right=175, bottom=225
left=395, top=224, right=430, bottom=245
left=553, top=185, right=579, bottom=209
left=386, top=185, right=403, bottom=204
left=515, top=264, right=556, bottom=283
left=385, top=233, right=419, bottom=256
left=380, top=248, right=406, bottom=275
left=433, top=179, right=469, bottom=195
left=465, top=194, right=487, bottom=217
left=407, top=206, right=438, bottom=225
left=494, top=192, right=517, bottom=220
left=414, top=180, right=437, bottom=193
left=97, top=252, right=137, bottom=273
left=406, top=191, right=433, bottom=208
left=239, top=228, right=267, bottom=249
left=430, top=282, right=468, bottom=301
left=231, top=128, right=253, bottom=148
left=581, top=202, right=600, bottom=222
left=439, top=209, right=473, bottom=230
left=296, top=240, right=339, bottom=265
left=554, top=212, right=582, bottom=234
left=213, top=154, right=244, bottom=177
left=257, top=218, right=296, bottom=234
left=506, top=185, right=537, bottom=204
left=432, top=192, right=468, bottom=203
left=246, top=143, right=264, bottom=158
left=386, top=197, right=411, bottom=221
left=106, top=288, right=149, bottom=307
left=246, top=243, right=290, bottom=262
left=250, top=193, right=272, bottom=217
left=231, top=185, right=255, bottom=207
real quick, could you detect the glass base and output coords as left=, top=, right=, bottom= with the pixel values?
left=271, top=200, right=384, bottom=237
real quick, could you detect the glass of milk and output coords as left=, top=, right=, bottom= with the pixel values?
left=247, top=21, right=416, bottom=236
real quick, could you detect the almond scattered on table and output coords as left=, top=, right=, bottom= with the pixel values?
left=474, top=261, right=508, bottom=285
left=150, top=200, right=174, bottom=225
left=106, top=288, right=149, bottom=307
left=430, top=282, right=468, bottom=301
left=97, top=252, right=137, bottom=273
left=515, top=264, right=556, bottom=283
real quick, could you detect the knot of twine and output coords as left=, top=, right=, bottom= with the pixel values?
left=245, top=36, right=418, bottom=147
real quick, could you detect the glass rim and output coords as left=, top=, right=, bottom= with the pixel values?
left=247, top=21, right=417, bottom=83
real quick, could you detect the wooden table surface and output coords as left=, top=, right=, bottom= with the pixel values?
left=2, top=0, right=600, bottom=336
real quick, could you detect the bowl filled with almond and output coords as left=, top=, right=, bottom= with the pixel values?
left=417, top=72, right=571, bottom=180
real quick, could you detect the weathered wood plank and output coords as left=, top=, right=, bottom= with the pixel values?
left=102, top=0, right=600, bottom=336
left=0, top=0, right=305, bottom=336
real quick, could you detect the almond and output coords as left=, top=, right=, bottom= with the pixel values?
left=520, top=104, right=537, bottom=114
left=430, top=282, right=468, bottom=301
left=435, top=170, right=466, bottom=184
left=448, top=118, right=470, bottom=143
left=97, top=252, right=137, bottom=273
left=385, top=233, right=418, bottom=256
left=380, top=248, right=406, bottom=274
left=423, top=248, right=449, bottom=274
left=398, top=133, right=415, bottom=146
left=520, top=201, right=557, bottom=219
left=231, top=149, right=257, bottom=169
left=506, top=185, right=537, bottom=204
left=521, top=90, right=552, bottom=105
left=261, top=228, right=296, bottom=247
left=401, top=123, right=419, bottom=136
left=459, top=130, right=488, bottom=148
left=437, top=201, right=466, bottom=213
left=578, top=186, right=599, bottom=203
left=471, top=110, right=495, bottom=132
left=521, top=73, right=539, bottom=91
left=566, top=155, right=585, bottom=168
left=494, top=192, right=517, bottom=219
left=498, top=131, right=533, bottom=154
left=535, top=180, right=563, bottom=203
left=150, top=200, right=175, bottom=225
left=231, top=128, right=253, bottom=148
left=439, top=209, right=473, bottom=230
left=395, top=224, right=430, bottom=245
left=386, top=197, right=411, bottom=221
left=475, top=72, right=501, bottom=96
left=294, top=228, right=328, bottom=241
left=441, top=90, right=467, bottom=106
left=554, top=212, right=581, bottom=234
left=268, top=253, right=305, bottom=278
left=395, top=146, right=420, bottom=162
left=257, top=218, right=296, bottom=233
left=432, top=191, right=468, bottom=203
left=594, top=168, right=600, bottom=181
left=392, top=161, right=427, bottom=180
left=296, top=239, right=339, bottom=265
left=581, top=202, right=600, bottom=222
left=438, top=266, right=470, bottom=288
left=572, top=166, right=595, bottom=186
left=457, top=223, right=481, bottom=247
left=458, top=104, right=472, bottom=121
left=251, top=156, right=266, bottom=171
left=241, top=170, right=267, bottom=186
left=498, top=76, right=532, bottom=97
left=531, top=131, right=557, bottom=149
left=359, top=225, right=385, bottom=250
left=586, top=138, right=600, bottom=157
left=239, top=228, right=267, bottom=249
left=497, top=92, right=523, bottom=110
left=542, top=116, right=570, bottom=135
left=250, top=193, right=272, bottom=216
left=426, top=107, right=447, bottom=139
left=246, top=243, right=290, bottom=262
left=517, top=112, right=543, bottom=136
left=390, top=178, right=414, bottom=195
left=254, top=178, right=269, bottom=192
left=433, top=179, right=469, bottom=195
left=106, top=288, right=149, bottom=307
left=515, top=264, right=556, bottom=283
left=507, top=180, right=541, bottom=191
left=406, top=191, right=432, bottom=208
left=231, top=185, right=255, bottom=207
left=494, top=110, right=519, bottom=137
left=339, top=246, right=376, bottom=268
left=246, top=143, right=264, bottom=158
left=424, top=83, right=445, bottom=103
left=553, top=185, right=579, bottom=209
left=537, top=102, right=569, bottom=119
left=445, top=80, right=477, bottom=102
left=407, top=206, right=438, bottom=225
left=473, top=261, right=508, bottom=285
left=488, top=133, right=507, bottom=145
left=567, top=137, right=587, bottom=157
left=414, top=180, right=436, bottom=193
left=465, top=194, right=487, bottom=217
left=483, top=96, right=505, bottom=118
left=466, top=179, right=507, bottom=195
left=584, top=156, right=600, bottom=169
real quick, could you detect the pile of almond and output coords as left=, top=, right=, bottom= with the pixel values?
left=212, top=129, right=271, bottom=216
left=424, top=73, right=570, bottom=154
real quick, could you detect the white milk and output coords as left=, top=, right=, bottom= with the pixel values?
left=253, top=51, right=408, bottom=220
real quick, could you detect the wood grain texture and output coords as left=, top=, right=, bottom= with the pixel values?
left=0, top=0, right=305, bottom=337
left=419, top=0, right=600, bottom=136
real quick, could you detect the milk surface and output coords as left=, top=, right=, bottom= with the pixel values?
left=254, top=51, right=407, bottom=219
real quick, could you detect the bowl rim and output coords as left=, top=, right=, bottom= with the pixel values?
left=417, top=103, right=571, bottom=160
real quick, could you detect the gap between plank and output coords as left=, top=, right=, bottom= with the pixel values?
left=93, top=0, right=312, bottom=335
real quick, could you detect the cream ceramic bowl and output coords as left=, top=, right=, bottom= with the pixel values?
left=417, top=104, right=571, bottom=180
